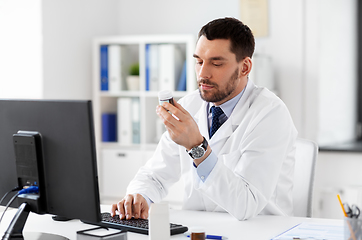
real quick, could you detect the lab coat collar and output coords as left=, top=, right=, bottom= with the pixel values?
left=194, top=79, right=256, bottom=143
left=195, top=101, right=210, bottom=141
left=228, top=79, right=256, bottom=128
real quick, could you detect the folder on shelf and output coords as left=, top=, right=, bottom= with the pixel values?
left=117, top=98, right=132, bottom=145
left=149, top=44, right=160, bottom=91
left=145, top=44, right=150, bottom=91
left=132, top=98, right=140, bottom=144
left=102, top=113, right=117, bottom=142
left=100, top=45, right=109, bottom=91
left=108, top=45, right=127, bottom=92
left=176, top=60, right=187, bottom=91
left=145, top=44, right=160, bottom=91
left=158, top=44, right=184, bottom=91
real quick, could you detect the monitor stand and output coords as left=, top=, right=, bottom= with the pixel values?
left=2, top=203, right=69, bottom=240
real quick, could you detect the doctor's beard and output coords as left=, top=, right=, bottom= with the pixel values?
left=198, top=67, right=239, bottom=103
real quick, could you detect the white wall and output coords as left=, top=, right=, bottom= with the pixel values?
left=255, top=0, right=305, bottom=137
left=42, top=0, right=120, bottom=100
left=117, top=0, right=239, bottom=37
left=303, top=0, right=357, bottom=145
left=0, top=0, right=43, bottom=99
left=317, top=0, right=357, bottom=145
left=0, top=0, right=120, bottom=100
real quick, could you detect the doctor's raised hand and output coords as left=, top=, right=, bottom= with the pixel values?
left=156, top=101, right=211, bottom=166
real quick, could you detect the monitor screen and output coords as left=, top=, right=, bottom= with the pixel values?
left=0, top=99, right=101, bottom=223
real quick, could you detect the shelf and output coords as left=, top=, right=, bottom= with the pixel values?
left=99, top=90, right=190, bottom=98
left=99, top=91, right=140, bottom=97
left=92, top=34, right=196, bottom=201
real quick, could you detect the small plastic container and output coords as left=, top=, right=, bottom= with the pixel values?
left=149, top=202, right=170, bottom=240
left=158, top=90, right=174, bottom=106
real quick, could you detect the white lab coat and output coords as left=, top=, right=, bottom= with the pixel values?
left=127, top=80, right=298, bottom=220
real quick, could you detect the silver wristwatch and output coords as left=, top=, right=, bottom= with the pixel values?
left=187, top=137, right=208, bottom=159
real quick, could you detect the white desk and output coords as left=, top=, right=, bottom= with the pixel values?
left=0, top=205, right=343, bottom=240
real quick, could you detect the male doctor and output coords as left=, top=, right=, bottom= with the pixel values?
left=111, top=17, right=297, bottom=221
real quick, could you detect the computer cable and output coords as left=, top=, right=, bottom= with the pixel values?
left=0, top=186, right=39, bottom=226
left=0, top=187, right=22, bottom=206
left=0, top=192, right=19, bottom=226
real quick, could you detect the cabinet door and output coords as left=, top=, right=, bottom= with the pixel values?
left=100, top=149, right=143, bottom=200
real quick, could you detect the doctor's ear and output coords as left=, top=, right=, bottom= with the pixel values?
left=240, top=57, right=252, bottom=76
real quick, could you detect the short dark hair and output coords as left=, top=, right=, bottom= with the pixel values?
left=198, top=17, right=255, bottom=62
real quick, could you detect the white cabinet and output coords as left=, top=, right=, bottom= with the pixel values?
left=100, top=149, right=143, bottom=201
left=92, top=35, right=196, bottom=203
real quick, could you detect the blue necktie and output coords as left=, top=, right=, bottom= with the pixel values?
left=209, top=106, right=224, bottom=138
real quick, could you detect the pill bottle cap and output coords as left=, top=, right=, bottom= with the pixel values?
left=190, top=227, right=205, bottom=234
left=158, top=90, right=173, bottom=100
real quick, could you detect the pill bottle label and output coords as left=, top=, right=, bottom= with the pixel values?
left=159, top=98, right=174, bottom=106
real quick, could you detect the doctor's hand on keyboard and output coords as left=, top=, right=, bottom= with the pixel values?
left=111, top=193, right=149, bottom=220
left=98, top=212, right=188, bottom=235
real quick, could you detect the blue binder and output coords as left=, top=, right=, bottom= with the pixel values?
left=102, top=113, right=117, bottom=142
left=145, top=44, right=150, bottom=91
left=100, top=45, right=109, bottom=91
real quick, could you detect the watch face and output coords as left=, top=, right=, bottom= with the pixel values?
left=191, top=147, right=205, bottom=159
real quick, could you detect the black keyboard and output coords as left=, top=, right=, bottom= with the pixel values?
left=95, top=212, right=188, bottom=235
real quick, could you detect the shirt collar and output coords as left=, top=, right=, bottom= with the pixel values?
left=208, top=86, right=246, bottom=118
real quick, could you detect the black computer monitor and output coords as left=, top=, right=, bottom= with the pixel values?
left=0, top=99, right=101, bottom=239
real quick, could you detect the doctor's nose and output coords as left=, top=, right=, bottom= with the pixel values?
left=197, top=64, right=212, bottom=80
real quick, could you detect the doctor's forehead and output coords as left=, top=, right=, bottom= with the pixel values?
left=194, top=36, right=233, bottom=60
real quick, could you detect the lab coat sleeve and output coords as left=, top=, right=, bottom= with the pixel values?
left=193, top=94, right=297, bottom=220
left=126, top=131, right=182, bottom=203
left=125, top=91, right=203, bottom=203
